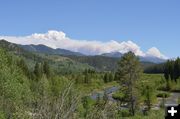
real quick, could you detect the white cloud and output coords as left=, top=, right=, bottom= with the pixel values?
left=0, top=30, right=167, bottom=59
left=146, top=47, right=167, bottom=59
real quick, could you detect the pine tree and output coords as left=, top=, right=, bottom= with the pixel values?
left=174, top=57, right=180, bottom=81
left=84, top=73, right=90, bottom=84
left=144, top=85, right=153, bottom=111
left=43, top=61, right=51, bottom=78
left=114, top=72, right=118, bottom=81
left=115, top=51, right=142, bottom=116
left=103, top=73, right=108, bottom=83
left=164, top=60, right=170, bottom=80
left=17, top=59, right=29, bottom=77
left=164, top=60, right=171, bottom=90
left=34, top=62, right=43, bottom=80
left=108, top=73, right=114, bottom=82
left=169, top=61, right=175, bottom=81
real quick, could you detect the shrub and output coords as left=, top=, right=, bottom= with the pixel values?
left=112, top=91, right=125, bottom=100
left=156, top=92, right=170, bottom=98
left=118, top=109, right=130, bottom=117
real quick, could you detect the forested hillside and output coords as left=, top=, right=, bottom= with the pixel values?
left=66, top=55, right=157, bottom=72
left=0, top=40, right=93, bottom=74
left=0, top=40, right=179, bottom=119
left=0, top=48, right=80, bottom=118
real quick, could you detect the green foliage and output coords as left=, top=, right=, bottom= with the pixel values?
left=118, top=109, right=130, bottom=117
left=34, top=62, right=43, bottom=80
left=82, top=69, right=97, bottom=84
left=16, top=58, right=30, bottom=77
left=138, top=76, right=157, bottom=111
left=103, top=72, right=114, bottom=83
left=112, top=91, right=125, bottom=100
left=0, top=40, right=179, bottom=118
left=164, top=58, right=180, bottom=83
left=43, top=61, right=51, bottom=78
left=67, top=55, right=119, bottom=71
left=174, top=57, right=180, bottom=80
left=158, top=77, right=180, bottom=92
left=103, top=73, right=109, bottom=83
left=50, top=76, right=68, bottom=97
left=109, top=73, right=114, bottom=82
left=156, top=92, right=170, bottom=98
left=81, top=96, right=90, bottom=118
left=115, top=51, right=142, bottom=116
left=0, top=111, right=5, bottom=119
left=0, top=48, right=31, bottom=118
left=142, top=86, right=154, bottom=110
left=144, top=63, right=164, bottom=74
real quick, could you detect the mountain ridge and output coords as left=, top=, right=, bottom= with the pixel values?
left=0, top=37, right=165, bottom=64
left=20, top=44, right=85, bottom=56
left=20, top=43, right=166, bottom=63
left=0, top=39, right=93, bottom=74
left=0, top=39, right=166, bottom=63
left=0, top=39, right=164, bottom=72
left=100, top=51, right=166, bottom=63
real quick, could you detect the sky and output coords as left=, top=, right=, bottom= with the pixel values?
left=0, top=0, right=180, bottom=58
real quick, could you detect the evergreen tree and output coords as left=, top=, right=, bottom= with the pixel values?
left=164, top=60, right=170, bottom=81
left=84, top=73, right=90, bottom=84
left=34, top=62, right=43, bottom=80
left=174, top=57, right=180, bottom=81
left=115, top=51, right=142, bottom=116
left=83, top=69, right=92, bottom=84
left=43, top=61, right=51, bottom=78
left=108, top=73, right=114, bottom=82
left=114, top=72, right=119, bottom=81
left=164, top=58, right=180, bottom=83
left=143, top=85, right=154, bottom=111
left=169, top=61, right=175, bottom=81
left=17, top=59, right=29, bottom=77
left=164, top=60, right=171, bottom=90
left=103, top=73, right=108, bottom=83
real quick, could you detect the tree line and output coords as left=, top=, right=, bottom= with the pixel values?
left=164, top=58, right=180, bottom=82
left=17, top=59, right=52, bottom=80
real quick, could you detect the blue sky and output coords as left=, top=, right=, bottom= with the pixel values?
left=0, top=0, right=180, bottom=58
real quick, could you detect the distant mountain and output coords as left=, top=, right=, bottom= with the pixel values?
left=20, top=43, right=166, bottom=63
left=20, top=44, right=85, bottom=56
left=139, top=56, right=166, bottom=64
left=101, top=52, right=123, bottom=58
left=100, top=51, right=166, bottom=63
left=0, top=39, right=28, bottom=54
left=19, top=43, right=164, bottom=70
